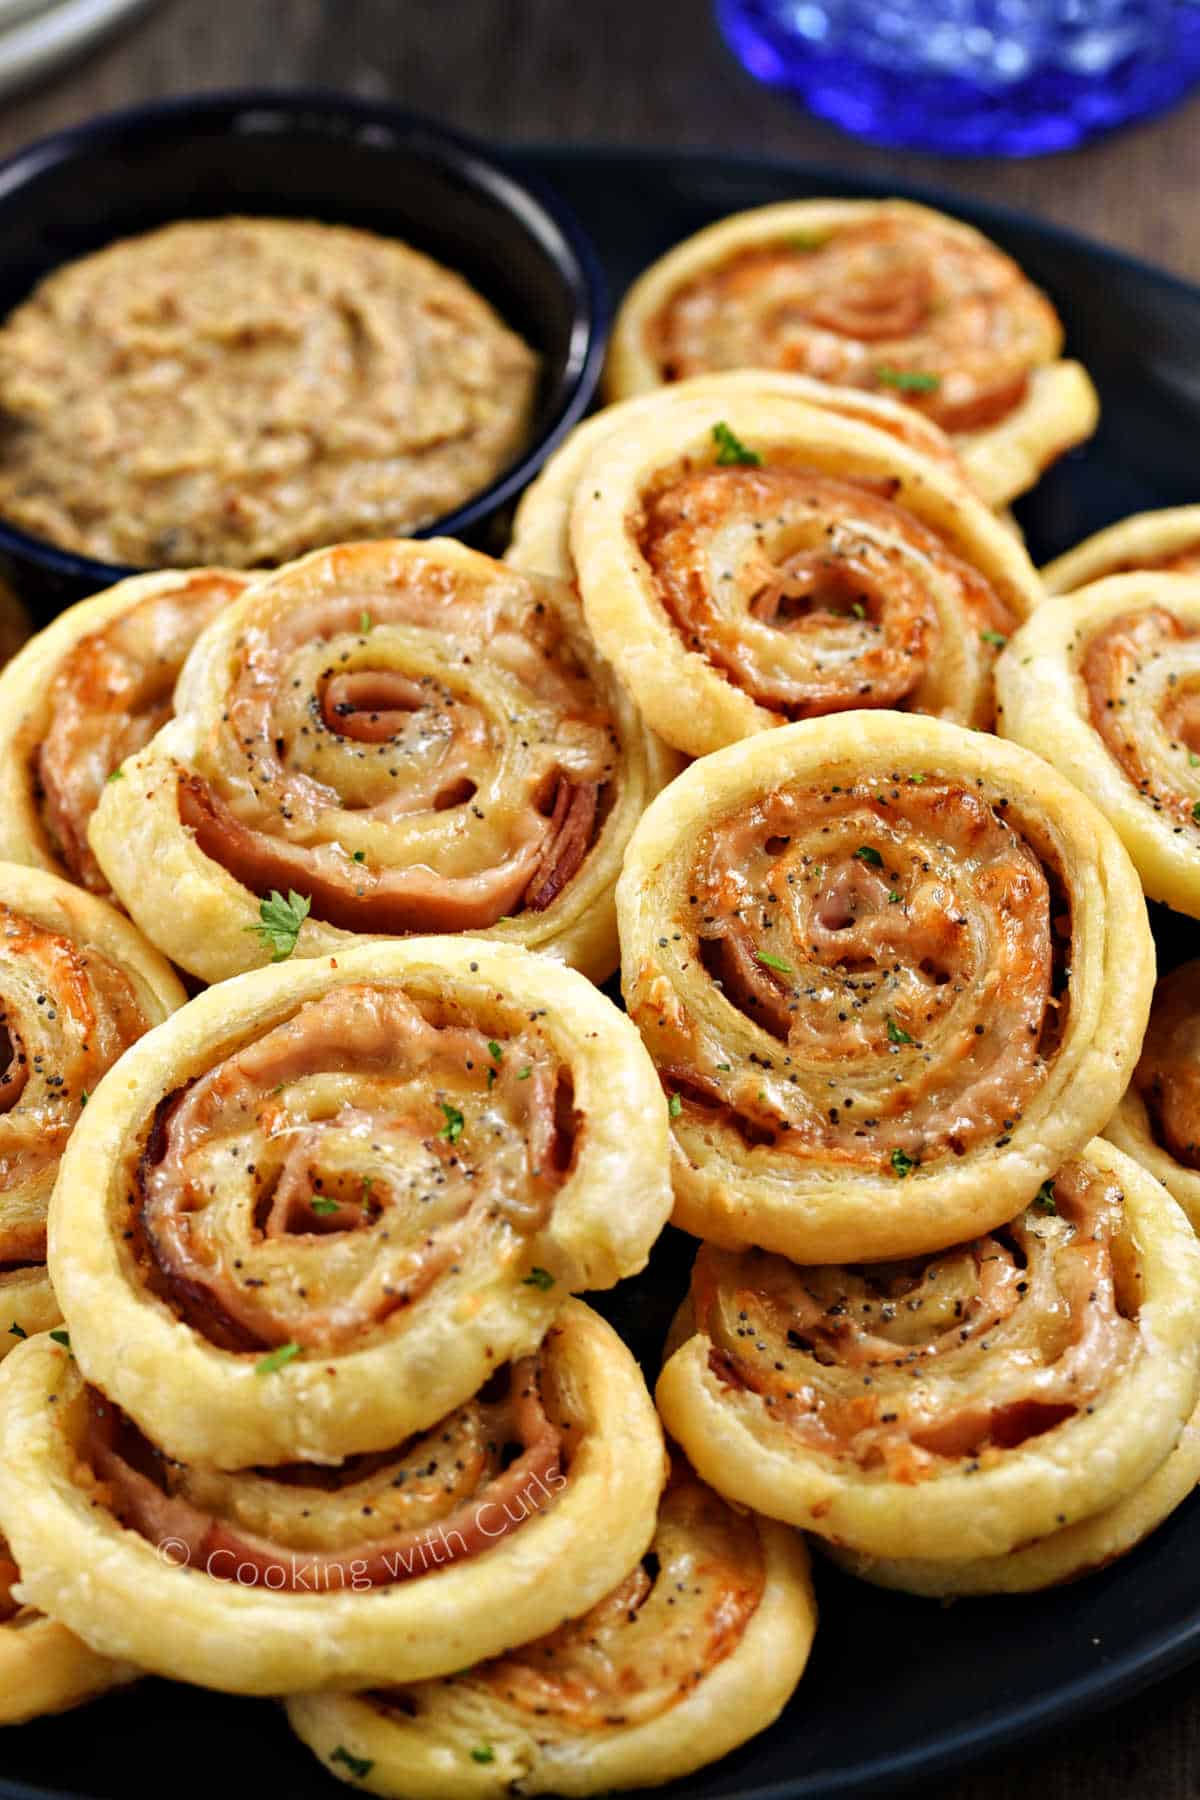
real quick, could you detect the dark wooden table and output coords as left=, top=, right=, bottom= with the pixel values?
left=1, top=2, right=1198, bottom=1796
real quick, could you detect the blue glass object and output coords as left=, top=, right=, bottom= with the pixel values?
left=717, top=0, right=1200, bottom=153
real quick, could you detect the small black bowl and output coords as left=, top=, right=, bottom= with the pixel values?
left=0, top=89, right=609, bottom=621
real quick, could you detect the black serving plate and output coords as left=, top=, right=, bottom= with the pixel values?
left=5, top=144, right=1200, bottom=1800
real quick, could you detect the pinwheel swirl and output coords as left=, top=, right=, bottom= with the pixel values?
left=48, top=937, right=671, bottom=1468
left=997, top=572, right=1200, bottom=918
left=1106, top=958, right=1200, bottom=1231
left=0, top=569, right=247, bottom=894
left=286, top=1462, right=815, bottom=1799
left=1043, top=505, right=1200, bottom=595
left=656, top=1140, right=1200, bottom=1564
left=506, top=370, right=964, bottom=583
left=617, top=712, right=1153, bottom=1262
left=88, top=539, right=671, bottom=984
left=0, top=1531, right=137, bottom=1724
left=0, top=862, right=184, bottom=1350
left=562, top=393, right=1040, bottom=759
left=606, top=199, right=1099, bottom=508
left=0, top=1301, right=666, bottom=1695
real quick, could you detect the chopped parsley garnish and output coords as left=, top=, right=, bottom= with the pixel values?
left=668, top=1092, right=683, bottom=1118
left=352, top=849, right=366, bottom=864
left=1035, top=1180, right=1057, bottom=1214
left=888, top=890, right=901, bottom=904
left=854, top=845, right=883, bottom=867
left=712, top=421, right=762, bottom=467
left=980, top=630, right=1008, bottom=648
left=8, top=1321, right=27, bottom=1339
left=471, top=1745, right=496, bottom=1765
left=890, top=1147, right=917, bottom=1179
left=331, top=1747, right=374, bottom=1781
left=886, top=1018, right=914, bottom=1045
left=787, top=230, right=829, bottom=251
left=1192, top=800, right=1200, bottom=826
left=851, top=602, right=866, bottom=619
left=107, top=765, right=124, bottom=783
left=359, top=611, right=373, bottom=634
left=245, top=889, right=311, bottom=962
left=256, top=1342, right=302, bottom=1375
left=79, top=1090, right=88, bottom=1107
left=49, top=1329, right=70, bottom=1349
left=487, top=1040, right=503, bottom=1064
left=523, top=1267, right=556, bottom=1290
left=311, top=1197, right=340, bottom=1216
left=716, top=1061, right=732, bottom=1071
left=1190, top=752, right=1200, bottom=767
left=517, top=1066, right=532, bottom=1080
left=438, top=1101, right=465, bottom=1144
left=756, top=949, right=794, bottom=974
left=876, top=365, right=941, bottom=392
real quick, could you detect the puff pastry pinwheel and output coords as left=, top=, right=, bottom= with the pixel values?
left=1106, top=958, right=1200, bottom=1231
left=88, top=539, right=674, bottom=984
left=0, top=1301, right=666, bottom=1695
left=48, top=937, right=671, bottom=1468
left=1043, top=505, right=1200, bottom=595
left=996, top=572, right=1200, bottom=918
left=0, top=568, right=247, bottom=893
left=617, top=712, right=1153, bottom=1263
left=286, top=1461, right=815, bottom=1799
left=0, top=861, right=185, bottom=1351
left=827, top=1395, right=1200, bottom=1596
left=605, top=199, right=1099, bottom=508
left=656, top=1139, right=1200, bottom=1564
left=562, top=391, right=1041, bottom=759
left=0, top=1531, right=137, bottom=1725
left=506, top=369, right=965, bottom=583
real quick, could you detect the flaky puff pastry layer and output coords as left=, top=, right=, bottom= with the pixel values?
left=0, top=1303, right=666, bottom=1695
left=0, top=862, right=185, bottom=1353
left=285, top=1464, right=815, bottom=1799
left=1106, top=958, right=1200, bottom=1232
left=506, top=370, right=966, bottom=583
left=0, top=568, right=246, bottom=893
left=604, top=199, right=1098, bottom=509
left=617, top=712, right=1153, bottom=1263
left=0, top=1582, right=138, bottom=1726
left=1043, top=506, right=1200, bottom=595
left=826, top=1396, right=1200, bottom=1596
left=88, top=539, right=675, bottom=985
left=565, top=393, right=1042, bottom=759
left=996, top=572, right=1200, bottom=919
left=657, top=1140, right=1200, bottom=1564
left=48, top=937, right=671, bottom=1469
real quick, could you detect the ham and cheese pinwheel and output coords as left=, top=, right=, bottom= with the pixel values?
left=88, top=539, right=675, bottom=984
left=657, top=1141, right=1200, bottom=1564
left=1106, top=958, right=1200, bottom=1231
left=0, top=569, right=247, bottom=894
left=0, top=1533, right=136, bottom=1725
left=0, top=1302, right=665, bottom=1695
left=554, top=392, right=1040, bottom=760
left=47, top=937, right=671, bottom=1468
left=617, top=712, right=1152, bottom=1262
left=506, top=369, right=966, bottom=582
left=286, top=1464, right=815, bottom=1799
left=606, top=199, right=1098, bottom=508
left=0, top=862, right=184, bottom=1350
left=1043, top=506, right=1200, bottom=595
left=997, top=572, right=1200, bottom=918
